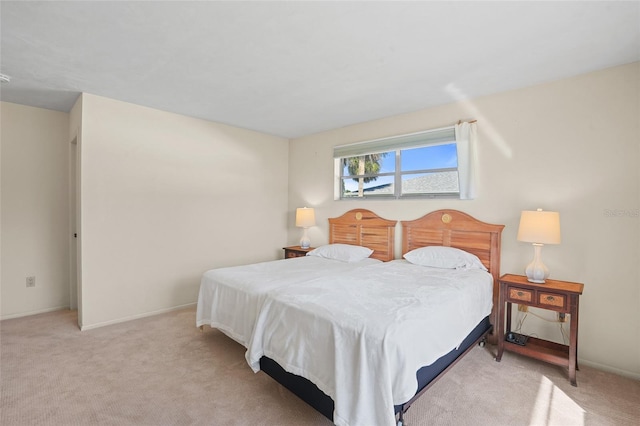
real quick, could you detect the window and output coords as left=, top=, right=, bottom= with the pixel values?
left=334, top=127, right=463, bottom=199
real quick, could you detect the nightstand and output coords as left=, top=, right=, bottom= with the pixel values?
left=496, top=273, right=584, bottom=386
left=283, top=246, right=314, bottom=259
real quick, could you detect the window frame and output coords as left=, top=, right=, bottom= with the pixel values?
left=334, top=127, right=462, bottom=200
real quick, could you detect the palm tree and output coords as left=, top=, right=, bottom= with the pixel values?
left=343, top=153, right=386, bottom=196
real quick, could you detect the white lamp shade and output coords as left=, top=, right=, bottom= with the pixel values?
left=295, top=207, right=316, bottom=228
left=517, top=210, right=561, bottom=245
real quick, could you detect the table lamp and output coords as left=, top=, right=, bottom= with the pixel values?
left=517, top=209, right=561, bottom=283
left=296, top=207, right=316, bottom=249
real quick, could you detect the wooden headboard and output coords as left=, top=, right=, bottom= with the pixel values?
left=401, top=210, right=504, bottom=341
left=401, top=209, right=504, bottom=281
left=329, top=209, right=397, bottom=262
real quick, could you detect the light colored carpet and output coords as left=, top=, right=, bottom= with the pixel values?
left=1, top=307, right=638, bottom=426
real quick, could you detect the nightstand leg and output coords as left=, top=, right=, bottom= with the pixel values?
left=569, top=295, right=580, bottom=386
left=496, top=294, right=508, bottom=362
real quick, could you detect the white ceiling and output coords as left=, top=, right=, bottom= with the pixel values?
left=1, top=1, right=639, bottom=139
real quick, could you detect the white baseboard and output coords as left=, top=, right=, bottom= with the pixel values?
left=578, top=358, right=640, bottom=381
left=0, top=305, right=70, bottom=321
left=79, top=302, right=196, bottom=331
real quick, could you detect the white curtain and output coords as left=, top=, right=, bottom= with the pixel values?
left=455, top=121, right=478, bottom=200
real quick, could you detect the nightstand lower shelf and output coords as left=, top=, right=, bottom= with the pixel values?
left=503, top=337, right=570, bottom=368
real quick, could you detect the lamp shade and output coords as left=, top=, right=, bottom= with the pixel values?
left=295, top=207, right=316, bottom=228
left=517, top=209, right=561, bottom=244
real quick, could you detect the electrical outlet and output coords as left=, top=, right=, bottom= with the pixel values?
left=558, top=312, right=568, bottom=322
left=517, top=304, right=528, bottom=312
left=26, top=276, right=36, bottom=287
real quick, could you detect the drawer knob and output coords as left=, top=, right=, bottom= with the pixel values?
left=547, top=296, right=555, bottom=301
left=517, top=291, right=524, bottom=297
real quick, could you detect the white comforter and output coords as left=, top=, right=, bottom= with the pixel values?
left=196, top=256, right=381, bottom=347
left=246, top=260, right=493, bottom=426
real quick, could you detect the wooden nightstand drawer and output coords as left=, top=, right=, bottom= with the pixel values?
left=508, top=287, right=533, bottom=303
left=283, top=246, right=313, bottom=259
left=538, top=292, right=565, bottom=309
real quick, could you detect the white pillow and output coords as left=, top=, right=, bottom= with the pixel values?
left=403, top=246, right=487, bottom=270
left=306, top=244, right=374, bottom=263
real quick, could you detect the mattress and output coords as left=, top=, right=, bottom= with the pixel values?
left=246, top=259, right=493, bottom=426
left=195, top=255, right=381, bottom=347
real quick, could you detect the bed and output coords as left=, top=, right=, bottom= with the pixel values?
left=196, top=209, right=397, bottom=347
left=250, top=210, right=504, bottom=426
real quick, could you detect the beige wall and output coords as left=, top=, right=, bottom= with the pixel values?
left=288, top=62, right=640, bottom=378
left=1, top=102, right=70, bottom=318
left=77, top=94, right=289, bottom=329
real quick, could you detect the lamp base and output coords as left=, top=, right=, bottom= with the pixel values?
left=299, top=227, right=310, bottom=249
left=525, top=243, right=549, bottom=283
